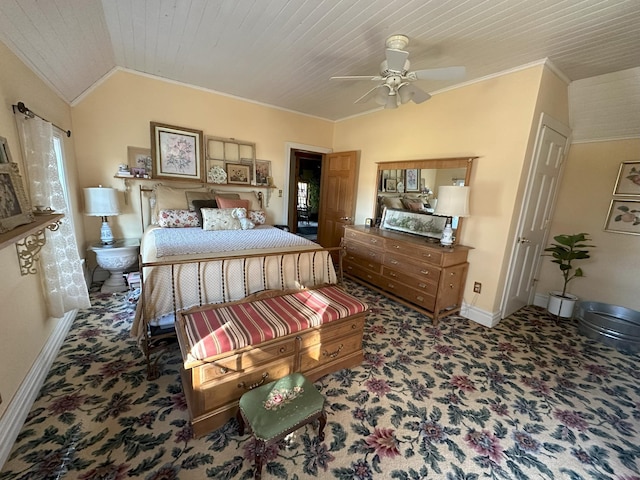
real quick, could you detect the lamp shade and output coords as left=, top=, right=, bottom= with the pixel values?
left=433, top=186, right=470, bottom=218
left=83, top=187, right=120, bottom=216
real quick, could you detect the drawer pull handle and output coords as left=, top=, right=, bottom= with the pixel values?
left=367, top=275, right=373, bottom=279
left=424, top=253, right=432, bottom=258
left=389, top=272, right=397, bottom=277
left=351, top=324, right=357, bottom=329
left=238, top=372, right=269, bottom=390
left=449, top=284, right=454, bottom=289
left=367, top=263, right=374, bottom=268
left=393, top=245, right=400, bottom=249
left=420, top=270, right=429, bottom=275
left=279, top=347, right=286, bottom=353
left=323, top=344, right=344, bottom=359
left=388, top=283, right=395, bottom=288
left=391, top=260, right=399, bottom=265
left=417, top=296, right=424, bottom=301
left=370, top=239, right=378, bottom=243
left=220, top=367, right=228, bottom=374
left=450, top=272, right=456, bottom=276
left=369, top=252, right=377, bottom=257
left=418, top=283, right=426, bottom=288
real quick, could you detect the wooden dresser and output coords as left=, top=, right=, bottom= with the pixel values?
left=343, top=225, right=470, bottom=324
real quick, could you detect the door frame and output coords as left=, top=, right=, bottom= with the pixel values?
left=283, top=143, right=332, bottom=229
left=499, top=112, right=572, bottom=318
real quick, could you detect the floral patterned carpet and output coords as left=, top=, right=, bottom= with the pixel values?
left=2, top=281, right=640, bottom=480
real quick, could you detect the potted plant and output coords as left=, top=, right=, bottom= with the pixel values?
left=544, top=233, right=594, bottom=317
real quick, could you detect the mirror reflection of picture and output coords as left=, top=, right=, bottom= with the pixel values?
left=386, top=178, right=397, bottom=192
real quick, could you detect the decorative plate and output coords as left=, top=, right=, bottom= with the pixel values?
left=208, top=165, right=227, bottom=184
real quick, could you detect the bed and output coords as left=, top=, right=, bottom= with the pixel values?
left=130, top=184, right=339, bottom=377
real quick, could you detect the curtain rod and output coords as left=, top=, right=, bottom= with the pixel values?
left=12, top=101, right=71, bottom=137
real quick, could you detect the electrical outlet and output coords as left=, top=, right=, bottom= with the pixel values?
left=473, top=282, right=482, bottom=293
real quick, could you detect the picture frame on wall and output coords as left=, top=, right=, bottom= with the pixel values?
left=405, top=168, right=420, bottom=192
left=0, top=136, right=13, bottom=164
left=150, top=122, right=204, bottom=181
left=613, top=161, right=640, bottom=196
left=127, top=146, right=152, bottom=178
left=226, top=163, right=251, bottom=185
left=604, top=199, right=640, bottom=235
left=0, top=162, right=34, bottom=233
left=255, top=159, right=271, bottom=186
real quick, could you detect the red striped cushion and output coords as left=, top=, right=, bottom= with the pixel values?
left=182, top=286, right=368, bottom=360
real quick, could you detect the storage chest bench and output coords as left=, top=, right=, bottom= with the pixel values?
left=175, top=285, right=368, bottom=437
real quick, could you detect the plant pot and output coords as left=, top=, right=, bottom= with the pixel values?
left=547, top=291, right=578, bottom=318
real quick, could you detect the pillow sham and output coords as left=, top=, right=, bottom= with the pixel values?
left=215, top=196, right=250, bottom=211
left=152, top=185, right=209, bottom=223
left=157, top=209, right=200, bottom=228
left=191, top=199, right=218, bottom=227
left=201, top=208, right=242, bottom=231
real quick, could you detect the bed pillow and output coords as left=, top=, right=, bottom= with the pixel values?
left=381, top=196, right=405, bottom=210
left=215, top=196, right=250, bottom=211
left=157, top=209, right=200, bottom=228
left=153, top=185, right=209, bottom=223
left=201, top=208, right=242, bottom=231
left=248, top=209, right=267, bottom=225
left=191, top=199, right=218, bottom=227
left=186, top=191, right=217, bottom=211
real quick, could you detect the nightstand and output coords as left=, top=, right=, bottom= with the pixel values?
left=89, top=238, right=140, bottom=293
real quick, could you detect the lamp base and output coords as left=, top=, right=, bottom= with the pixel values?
left=100, top=218, right=115, bottom=245
left=439, top=220, right=454, bottom=247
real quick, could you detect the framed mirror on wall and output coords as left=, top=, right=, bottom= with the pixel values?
left=374, top=157, right=475, bottom=240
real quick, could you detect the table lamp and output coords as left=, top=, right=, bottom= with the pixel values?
left=433, top=186, right=470, bottom=246
left=83, top=186, right=120, bottom=245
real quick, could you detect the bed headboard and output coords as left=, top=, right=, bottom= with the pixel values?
left=138, top=184, right=264, bottom=231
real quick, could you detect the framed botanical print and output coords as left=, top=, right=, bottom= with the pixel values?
left=613, top=161, right=640, bottom=196
left=150, top=122, right=204, bottom=181
left=0, top=163, right=34, bottom=233
left=226, top=163, right=251, bottom=185
left=405, top=168, right=420, bottom=192
left=604, top=199, right=640, bottom=235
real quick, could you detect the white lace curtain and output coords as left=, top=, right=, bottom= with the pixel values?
left=15, top=114, right=90, bottom=317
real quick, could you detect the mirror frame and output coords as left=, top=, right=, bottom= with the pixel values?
left=374, top=157, right=476, bottom=242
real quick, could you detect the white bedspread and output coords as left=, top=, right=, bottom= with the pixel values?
left=153, top=226, right=315, bottom=257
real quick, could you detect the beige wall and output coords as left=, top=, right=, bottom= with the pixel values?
left=0, top=41, right=82, bottom=417
left=333, top=65, right=553, bottom=316
left=71, top=70, right=335, bottom=245
left=536, top=139, right=640, bottom=310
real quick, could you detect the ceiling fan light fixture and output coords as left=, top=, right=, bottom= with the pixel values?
left=398, top=83, right=413, bottom=104
left=385, top=94, right=398, bottom=109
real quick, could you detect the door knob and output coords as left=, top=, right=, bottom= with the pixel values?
left=518, top=237, right=531, bottom=244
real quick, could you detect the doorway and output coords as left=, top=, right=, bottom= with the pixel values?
left=293, top=151, right=322, bottom=241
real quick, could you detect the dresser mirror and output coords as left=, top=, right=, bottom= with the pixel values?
left=374, top=157, right=475, bottom=239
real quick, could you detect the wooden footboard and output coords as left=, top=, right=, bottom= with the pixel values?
left=137, top=246, right=345, bottom=380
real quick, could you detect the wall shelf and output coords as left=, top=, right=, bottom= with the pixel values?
left=0, top=213, right=64, bottom=275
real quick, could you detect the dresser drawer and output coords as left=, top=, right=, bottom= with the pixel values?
left=382, top=266, right=438, bottom=296
left=344, top=261, right=384, bottom=286
left=193, top=337, right=297, bottom=384
left=298, top=314, right=364, bottom=349
left=196, top=356, right=295, bottom=408
left=381, top=279, right=437, bottom=310
left=299, top=332, right=363, bottom=372
left=344, top=229, right=384, bottom=248
left=383, top=253, right=441, bottom=282
left=344, top=242, right=384, bottom=271
left=385, top=239, right=443, bottom=265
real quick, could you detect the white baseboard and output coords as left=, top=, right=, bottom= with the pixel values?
left=460, top=302, right=502, bottom=328
left=0, top=309, right=77, bottom=469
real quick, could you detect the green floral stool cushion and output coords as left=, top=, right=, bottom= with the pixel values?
left=237, top=373, right=326, bottom=479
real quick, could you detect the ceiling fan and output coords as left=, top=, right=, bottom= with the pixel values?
left=331, top=34, right=465, bottom=109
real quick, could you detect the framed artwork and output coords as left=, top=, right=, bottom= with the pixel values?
left=380, top=207, right=446, bottom=239
left=128, top=146, right=152, bottom=177
left=150, top=122, right=203, bottom=181
left=0, top=136, right=13, bottom=164
left=386, top=179, right=397, bottom=193
left=613, top=161, right=640, bottom=196
left=255, top=159, right=271, bottom=186
left=0, top=163, right=34, bottom=233
left=405, top=168, right=420, bottom=192
left=604, top=199, right=640, bottom=235
left=226, top=163, right=251, bottom=185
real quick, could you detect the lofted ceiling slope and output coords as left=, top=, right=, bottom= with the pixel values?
left=0, top=0, right=638, bottom=121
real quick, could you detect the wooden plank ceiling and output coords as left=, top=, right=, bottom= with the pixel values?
left=0, top=0, right=638, bottom=121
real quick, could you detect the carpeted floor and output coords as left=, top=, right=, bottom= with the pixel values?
left=1, top=280, right=640, bottom=479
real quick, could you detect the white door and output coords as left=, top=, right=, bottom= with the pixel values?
left=501, top=114, right=571, bottom=318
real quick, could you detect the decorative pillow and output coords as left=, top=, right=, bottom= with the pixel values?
left=381, top=196, right=404, bottom=210
left=215, top=196, right=250, bottom=211
left=201, top=208, right=242, bottom=231
left=192, top=199, right=218, bottom=227
left=157, top=209, right=200, bottom=228
left=248, top=209, right=267, bottom=225
left=186, top=191, right=217, bottom=211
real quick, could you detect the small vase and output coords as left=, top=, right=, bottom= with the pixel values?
left=547, top=291, right=578, bottom=318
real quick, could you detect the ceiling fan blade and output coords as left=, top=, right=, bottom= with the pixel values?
left=412, top=66, right=466, bottom=81
left=354, top=85, right=384, bottom=104
left=385, top=48, right=409, bottom=72
left=398, top=84, right=431, bottom=104
left=330, top=75, right=382, bottom=81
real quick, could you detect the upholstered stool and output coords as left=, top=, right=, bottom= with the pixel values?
left=237, top=373, right=326, bottom=479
